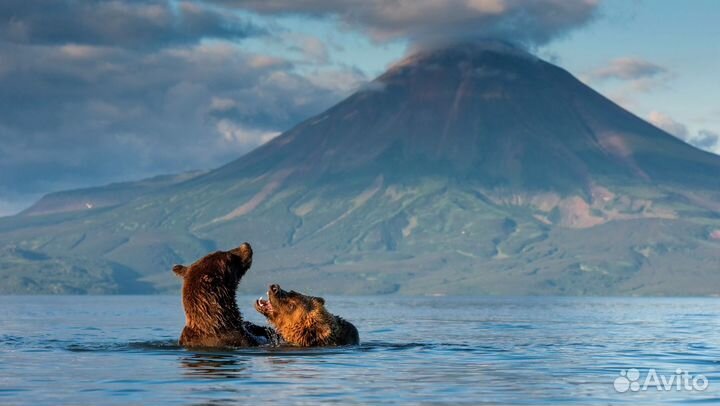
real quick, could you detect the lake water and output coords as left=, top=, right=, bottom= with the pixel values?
left=1, top=296, right=720, bottom=405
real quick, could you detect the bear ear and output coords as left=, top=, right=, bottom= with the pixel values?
left=172, top=264, right=188, bottom=278
left=313, top=296, right=325, bottom=306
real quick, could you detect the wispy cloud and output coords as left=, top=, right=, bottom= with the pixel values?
left=587, top=58, right=666, bottom=82
left=647, top=111, right=720, bottom=153
left=215, top=119, right=280, bottom=146
left=215, top=0, right=601, bottom=48
left=585, top=57, right=675, bottom=118
left=647, top=111, right=689, bottom=139
left=694, top=130, right=720, bottom=150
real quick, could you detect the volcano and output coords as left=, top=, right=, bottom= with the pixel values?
left=2, top=42, right=719, bottom=295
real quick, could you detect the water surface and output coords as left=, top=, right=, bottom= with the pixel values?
left=1, top=296, right=720, bottom=404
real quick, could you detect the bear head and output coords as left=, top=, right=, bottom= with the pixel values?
left=255, top=284, right=334, bottom=346
left=173, top=243, right=253, bottom=335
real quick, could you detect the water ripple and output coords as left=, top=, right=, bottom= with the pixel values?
left=1, top=295, right=720, bottom=404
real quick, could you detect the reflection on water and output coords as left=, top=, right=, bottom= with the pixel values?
left=181, top=353, right=250, bottom=379
left=1, top=295, right=720, bottom=404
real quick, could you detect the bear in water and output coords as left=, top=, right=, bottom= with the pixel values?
left=172, top=243, right=277, bottom=348
left=255, top=284, right=359, bottom=346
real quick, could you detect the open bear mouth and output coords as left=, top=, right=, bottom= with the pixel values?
left=256, top=296, right=273, bottom=313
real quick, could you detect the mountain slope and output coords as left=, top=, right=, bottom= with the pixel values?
left=2, top=42, right=719, bottom=295
left=21, top=171, right=205, bottom=217
left=209, top=43, right=720, bottom=190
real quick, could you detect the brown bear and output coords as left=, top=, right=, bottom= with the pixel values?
left=172, top=242, right=277, bottom=348
left=255, top=284, right=359, bottom=346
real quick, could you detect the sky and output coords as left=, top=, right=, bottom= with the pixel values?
left=0, top=0, right=718, bottom=216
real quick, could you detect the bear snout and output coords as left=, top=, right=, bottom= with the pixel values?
left=230, top=242, right=253, bottom=264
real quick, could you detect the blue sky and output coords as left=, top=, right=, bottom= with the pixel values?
left=0, top=0, right=718, bottom=215
left=547, top=0, right=720, bottom=148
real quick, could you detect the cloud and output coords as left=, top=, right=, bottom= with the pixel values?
left=284, top=34, right=330, bottom=64
left=0, top=39, right=356, bottom=192
left=647, top=112, right=720, bottom=153
left=647, top=111, right=688, bottom=139
left=0, top=1, right=367, bottom=211
left=214, top=0, right=601, bottom=47
left=304, top=65, right=367, bottom=93
left=589, top=58, right=673, bottom=112
left=0, top=0, right=261, bottom=48
left=694, top=130, right=720, bottom=150
left=587, top=58, right=666, bottom=82
left=216, top=119, right=280, bottom=145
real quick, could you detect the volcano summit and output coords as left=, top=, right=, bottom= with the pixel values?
left=2, top=42, right=719, bottom=295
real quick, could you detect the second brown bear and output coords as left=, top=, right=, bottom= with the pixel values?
left=255, top=284, right=359, bottom=346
